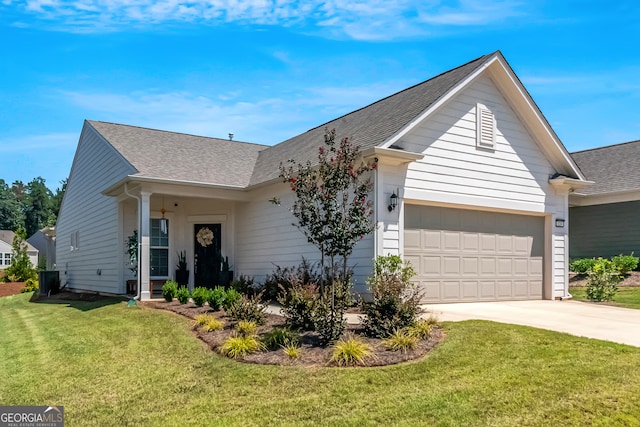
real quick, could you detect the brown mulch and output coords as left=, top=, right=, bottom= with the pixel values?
left=146, top=300, right=445, bottom=368
left=569, top=271, right=640, bottom=287
left=0, top=281, right=26, bottom=297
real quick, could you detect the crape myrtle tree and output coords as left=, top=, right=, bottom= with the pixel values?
left=278, top=128, right=377, bottom=341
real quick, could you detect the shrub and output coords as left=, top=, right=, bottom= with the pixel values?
left=277, top=278, right=319, bottom=331
left=194, top=314, right=212, bottom=327
left=586, top=258, right=621, bottom=302
left=383, top=329, right=418, bottom=352
left=231, top=275, right=258, bottom=298
left=220, top=335, right=265, bottom=359
left=176, top=286, right=191, bottom=304
left=264, top=258, right=321, bottom=302
left=226, top=293, right=267, bottom=325
left=4, top=229, right=37, bottom=282
left=262, top=328, right=299, bottom=351
left=162, top=280, right=178, bottom=302
left=21, top=278, right=39, bottom=293
left=331, top=335, right=374, bottom=366
left=408, top=319, right=435, bottom=339
left=191, top=287, right=211, bottom=307
left=282, top=343, right=302, bottom=359
left=207, top=286, right=226, bottom=311
left=203, top=318, right=224, bottom=332
left=222, top=288, right=242, bottom=311
left=314, top=279, right=352, bottom=344
left=612, top=253, right=639, bottom=275
left=236, top=320, right=258, bottom=337
left=570, top=258, right=597, bottom=274
left=361, top=255, right=422, bottom=338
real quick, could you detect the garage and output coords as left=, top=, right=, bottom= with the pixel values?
left=404, top=205, right=544, bottom=303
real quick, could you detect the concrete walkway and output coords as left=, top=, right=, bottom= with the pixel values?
left=423, top=300, right=640, bottom=347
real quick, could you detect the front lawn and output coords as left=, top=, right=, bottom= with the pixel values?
left=1, top=292, right=640, bottom=426
left=570, top=286, right=640, bottom=310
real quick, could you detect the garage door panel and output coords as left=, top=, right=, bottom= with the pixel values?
left=404, top=205, right=544, bottom=303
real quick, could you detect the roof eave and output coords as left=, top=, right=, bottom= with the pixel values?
left=549, top=176, right=594, bottom=191
left=361, top=147, right=423, bottom=166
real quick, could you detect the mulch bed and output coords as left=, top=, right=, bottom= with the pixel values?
left=0, top=281, right=26, bottom=297
left=146, top=300, right=444, bottom=368
left=569, top=271, right=640, bottom=287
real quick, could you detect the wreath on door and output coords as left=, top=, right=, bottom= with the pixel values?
left=196, top=227, right=214, bottom=247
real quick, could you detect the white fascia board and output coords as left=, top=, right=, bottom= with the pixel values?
left=361, top=147, right=423, bottom=166
left=549, top=176, right=594, bottom=191
left=103, top=176, right=251, bottom=201
left=569, top=189, right=640, bottom=206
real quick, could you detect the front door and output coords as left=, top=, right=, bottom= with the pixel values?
left=194, top=224, right=222, bottom=288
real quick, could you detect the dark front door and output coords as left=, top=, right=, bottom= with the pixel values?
left=194, top=224, right=222, bottom=288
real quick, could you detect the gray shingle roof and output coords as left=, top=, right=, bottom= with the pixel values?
left=571, top=140, right=640, bottom=195
left=88, top=121, right=268, bottom=188
left=0, top=230, right=38, bottom=252
left=248, top=52, right=494, bottom=185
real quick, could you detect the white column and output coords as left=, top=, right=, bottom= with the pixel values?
left=140, top=191, right=152, bottom=300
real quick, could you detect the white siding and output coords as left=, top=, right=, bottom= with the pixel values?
left=56, top=123, right=136, bottom=294
left=383, top=74, right=569, bottom=299
left=235, top=183, right=375, bottom=293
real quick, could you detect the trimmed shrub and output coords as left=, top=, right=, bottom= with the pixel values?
left=226, top=293, right=267, bottom=325
left=262, top=328, right=299, bottom=351
left=612, top=253, right=639, bottom=275
left=570, top=258, right=597, bottom=274
left=176, top=286, right=191, bottom=304
left=314, top=279, right=353, bottom=343
left=277, top=278, right=319, bottom=331
left=21, top=278, right=39, bottom=293
left=207, top=286, right=226, bottom=311
left=191, top=287, right=211, bottom=307
left=361, top=255, right=422, bottom=338
left=331, top=335, right=374, bottom=366
left=162, top=280, right=178, bottom=302
left=383, top=329, right=418, bottom=352
left=586, top=258, right=621, bottom=302
left=222, top=288, right=242, bottom=311
left=221, top=335, right=265, bottom=359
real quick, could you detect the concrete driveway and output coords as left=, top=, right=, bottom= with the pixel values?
left=423, top=300, right=640, bottom=347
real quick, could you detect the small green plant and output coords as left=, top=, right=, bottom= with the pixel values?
left=162, top=280, right=178, bottom=302
left=570, top=258, right=597, bottom=274
left=262, top=328, right=299, bottom=351
left=226, top=293, right=267, bottom=325
left=277, top=278, right=319, bottom=331
left=331, top=335, right=374, bottom=366
left=207, top=286, right=226, bottom=311
left=220, top=335, right=265, bottom=359
left=5, top=228, right=37, bottom=282
left=21, top=278, right=39, bottom=293
left=231, top=275, right=258, bottom=297
left=611, top=253, right=639, bottom=275
left=236, top=320, right=258, bottom=337
left=191, top=287, right=211, bottom=307
left=176, top=250, right=188, bottom=272
left=222, top=288, right=242, bottom=311
left=176, top=286, right=191, bottom=304
left=203, top=318, right=224, bottom=332
left=282, top=342, right=302, bottom=359
left=383, top=329, right=418, bottom=352
left=194, top=314, right=212, bottom=327
left=586, top=258, right=621, bottom=302
left=408, top=319, right=435, bottom=339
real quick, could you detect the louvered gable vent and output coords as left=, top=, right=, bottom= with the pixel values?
left=476, top=103, right=496, bottom=149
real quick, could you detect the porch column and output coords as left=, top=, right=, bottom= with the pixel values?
left=139, top=191, right=152, bottom=300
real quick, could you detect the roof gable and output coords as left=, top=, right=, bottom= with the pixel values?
left=0, top=230, right=38, bottom=252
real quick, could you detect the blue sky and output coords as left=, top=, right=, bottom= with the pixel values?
left=1, top=1, right=639, bottom=190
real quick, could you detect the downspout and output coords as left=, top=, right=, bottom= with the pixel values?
left=124, top=182, right=142, bottom=300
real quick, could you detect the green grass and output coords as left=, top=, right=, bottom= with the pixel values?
left=2, top=292, right=640, bottom=426
left=570, top=286, right=640, bottom=309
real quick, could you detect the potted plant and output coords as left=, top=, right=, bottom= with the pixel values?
left=218, top=254, right=234, bottom=288
left=125, top=230, right=138, bottom=294
left=175, top=250, right=189, bottom=286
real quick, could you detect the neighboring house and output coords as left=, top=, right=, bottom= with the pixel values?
left=0, top=230, right=39, bottom=271
left=569, top=140, right=640, bottom=259
left=56, top=51, right=590, bottom=302
left=27, top=227, right=57, bottom=270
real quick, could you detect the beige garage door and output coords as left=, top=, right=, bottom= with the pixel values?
left=404, top=205, right=544, bottom=303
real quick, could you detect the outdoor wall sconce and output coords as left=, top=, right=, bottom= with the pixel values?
left=555, top=218, right=565, bottom=228
left=388, top=191, right=398, bottom=212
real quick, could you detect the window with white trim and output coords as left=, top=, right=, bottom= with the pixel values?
left=476, top=103, right=496, bottom=149
left=70, top=230, right=79, bottom=251
left=3, top=253, right=11, bottom=266
left=150, top=218, right=169, bottom=277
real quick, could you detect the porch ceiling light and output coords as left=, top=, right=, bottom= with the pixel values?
left=160, top=208, right=168, bottom=234
left=388, top=191, right=398, bottom=212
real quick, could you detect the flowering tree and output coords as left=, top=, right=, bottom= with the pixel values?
left=279, top=128, right=377, bottom=283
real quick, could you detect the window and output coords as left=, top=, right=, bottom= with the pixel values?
left=70, top=230, right=80, bottom=251
left=150, top=219, right=169, bottom=277
left=4, top=253, right=11, bottom=266
left=476, top=103, right=496, bottom=149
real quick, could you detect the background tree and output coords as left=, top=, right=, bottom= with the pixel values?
left=23, top=177, right=55, bottom=237
left=51, top=178, right=67, bottom=219
left=0, top=179, right=24, bottom=231
left=4, top=227, right=37, bottom=282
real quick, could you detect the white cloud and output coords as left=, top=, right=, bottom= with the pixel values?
left=6, top=0, right=531, bottom=39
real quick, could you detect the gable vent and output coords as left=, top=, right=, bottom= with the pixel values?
left=476, top=104, right=496, bottom=149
